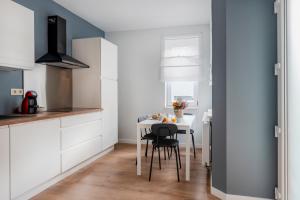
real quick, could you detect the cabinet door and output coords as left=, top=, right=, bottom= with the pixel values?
left=101, top=79, right=118, bottom=149
left=0, top=0, right=34, bottom=70
left=101, top=39, right=118, bottom=80
left=10, top=119, right=61, bottom=199
left=0, top=126, right=9, bottom=200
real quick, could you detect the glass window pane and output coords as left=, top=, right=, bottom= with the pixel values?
left=170, top=81, right=195, bottom=102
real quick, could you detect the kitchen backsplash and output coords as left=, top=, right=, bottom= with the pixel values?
left=0, top=70, right=23, bottom=115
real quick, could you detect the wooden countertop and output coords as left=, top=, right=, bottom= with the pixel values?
left=0, top=108, right=103, bottom=126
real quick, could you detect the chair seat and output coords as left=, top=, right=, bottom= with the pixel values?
left=142, top=133, right=156, bottom=140
left=153, top=139, right=179, bottom=147
left=177, top=129, right=194, bottom=134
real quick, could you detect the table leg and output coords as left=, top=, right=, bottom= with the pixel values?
left=186, top=128, right=191, bottom=181
left=137, top=124, right=141, bottom=176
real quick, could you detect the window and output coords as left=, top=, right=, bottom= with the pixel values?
left=165, top=81, right=199, bottom=108
left=161, top=35, right=201, bottom=108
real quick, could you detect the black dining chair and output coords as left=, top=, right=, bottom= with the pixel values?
left=138, top=115, right=155, bottom=157
left=176, top=113, right=196, bottom=158
left=149, top=123, right=181, bottom=182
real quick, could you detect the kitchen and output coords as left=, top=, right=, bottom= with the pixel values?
left=0, top=1, right=118, bottom=200
left=0, top=0, right=281, bottom=200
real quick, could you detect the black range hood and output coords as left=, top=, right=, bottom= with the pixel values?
left=36, top=16, right=89, bottom=69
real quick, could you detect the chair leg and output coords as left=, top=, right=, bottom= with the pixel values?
left=149, top=145, right=155, bottom=181
left=174, top=147, right=180, bottom=182
left=158, top=147, right=161, bottom=170
left=164, top=147, right=166, bottom=160
left=167, top=147, right=170, bottom=159
left=177, top=145, right=182, bottom=169
left=145, top=139, right=149, bottom=157
left=192, top=133, right=196, bottom=159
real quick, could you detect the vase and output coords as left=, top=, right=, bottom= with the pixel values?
left=174, top=109, right=183, bottom=119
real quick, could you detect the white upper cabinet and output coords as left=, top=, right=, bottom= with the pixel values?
left=0, top=0, right=34, bottom=70
left=101, top=38, right=118, bottom=80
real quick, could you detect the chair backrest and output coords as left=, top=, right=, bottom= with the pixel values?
left=151, top=123, right=178, bottom=138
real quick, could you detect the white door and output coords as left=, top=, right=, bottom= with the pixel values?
left=0, top=126, right=9, bottom=200
left=276, top=0, right=287, bottom=199
left=10, top=119, right=61, bottom=199
left=101, top=78, right=118, bottom=149
left=101, top=38, right=118, bottom=80
left=286, top=0, right=300, bottom=199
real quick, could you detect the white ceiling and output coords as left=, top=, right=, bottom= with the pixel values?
left=54, top=0, right=211, bottom=32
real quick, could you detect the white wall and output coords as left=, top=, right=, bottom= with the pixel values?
left=106, top=25, right=211, bottom=146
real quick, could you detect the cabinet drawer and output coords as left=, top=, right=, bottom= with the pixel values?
left=62, top=136, right=102, bottom=172
left=61, top=119, right=103, bottom=150
left=61, top=112, right=102, bottom=128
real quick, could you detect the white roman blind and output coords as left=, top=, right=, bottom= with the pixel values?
left=161, top=35, right=201, bottom=82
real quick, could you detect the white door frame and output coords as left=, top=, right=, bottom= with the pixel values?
left=277, top=0, right=287, bottom=199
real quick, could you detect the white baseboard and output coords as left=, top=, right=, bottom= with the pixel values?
left=119, top=138, right=202, bottom=148
left=211, top=186, right=227, bottom=200
left=211, top=187, right=272, bottom=200
left=14, top=146, right=114, bottom=200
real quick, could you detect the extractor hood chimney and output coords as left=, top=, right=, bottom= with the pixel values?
left=36, top=16, right=89, bottom=69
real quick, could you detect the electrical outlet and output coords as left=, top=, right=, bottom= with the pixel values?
left=11, top=88, right=24, bottom=96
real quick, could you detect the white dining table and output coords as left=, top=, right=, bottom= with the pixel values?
left=136, top=115, right=195, bottom=181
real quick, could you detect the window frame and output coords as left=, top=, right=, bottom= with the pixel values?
left=165, top=81, right=199, bottom=109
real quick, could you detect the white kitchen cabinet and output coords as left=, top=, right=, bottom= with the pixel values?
left=0, top=0, right=34, bottom=70
left=72, top=38, right=118, bottom=149
left=101, top=38, right=118, bottom=80
left=0, top=126, right=9, bottom=200
left=10, top=119, right=61, bottom=199
left=62, top=136, right=103, bottom=172
left=61, top=112, right=103, bottom=172
left=61, top=119, right=103, bottom=150
left=61, top=112, right=102, bottom=128
left=101, top=79, right=118, bottom=149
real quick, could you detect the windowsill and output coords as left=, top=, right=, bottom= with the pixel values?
left=165, top=106, right=200, bottom=110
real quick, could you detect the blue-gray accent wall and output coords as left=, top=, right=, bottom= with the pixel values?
left=226, top=0, right=277, bottom=198
left=211, top=0, right=227, bottom=193
left=0, top=0, right=105, bottom=115
left=212, top=0, right=277, bottom=198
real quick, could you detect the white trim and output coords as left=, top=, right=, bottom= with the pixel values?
left=211, top=187, right=273, bottom=200
left=13, top=146, right=114, bottom=200
left=211, top=186, right=272, bottom=200
left=118, top=138, right=202, bottom=148
left=211, top=187, right=226, bottom=200
left=226, top=194, right=273, bottom=200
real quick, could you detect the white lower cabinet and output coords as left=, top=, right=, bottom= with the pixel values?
left=0, top=126, right=9, bottom=200
left=61, top=112, right=103, bottom=172
left=4, top=111, right=108, bottom=199
left=62, top=136, right=103, bottom=172
left=10, top=119, right=61, bottom=199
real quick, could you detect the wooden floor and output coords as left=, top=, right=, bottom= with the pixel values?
left=32, top=144, right=219, bottom=200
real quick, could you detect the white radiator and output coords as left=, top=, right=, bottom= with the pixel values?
left=202, top=110, right=212, bottom=167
